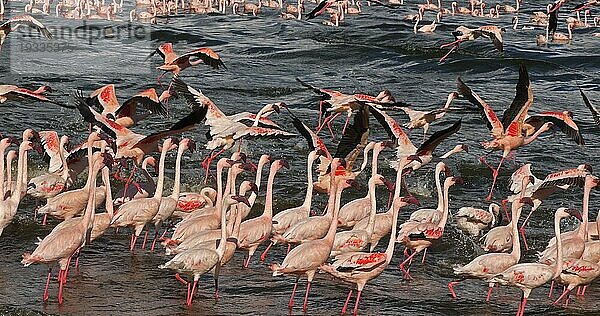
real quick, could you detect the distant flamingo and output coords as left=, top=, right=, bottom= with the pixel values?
left=237, top=159, right=288, bottom=268
left=396, top=92, right=459, bottom=143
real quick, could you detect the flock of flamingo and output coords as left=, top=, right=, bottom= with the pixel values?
left=1, top=0, right=600, bottom=315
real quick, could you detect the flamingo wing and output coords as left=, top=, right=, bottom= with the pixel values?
left=334, top=104, right=369, bottom=168
left=87, top=84, right=120, bottom=115
left=39, top=131, right=63, bottom=173
left=176, top=47, right=226, bottom=69
left=368, top=104, right=417, bottom=153
left=457, top=77, right=503, bottom=137
left=525, top=112, right=584, bottom=146
left=146, top=42, right=173, bottom=62
left=580, top=89, right=600, bottom=126
left=233, top=126, right=296, bottom=139
left=333, top=252, right=387, bottom=273
left=8, top=87, right=73, bottom=108
left=286, top=109, right=332, bottom=159
left=416, top=119, right=461, bottom=156
left=305, top=0, right=334, bottom=19
left=537, top=166, right=593, bottom=190
left=116, top=90, right=167, bottom=119
left=477, top=27, right=504, bottom=52
left=3, top=15, right=52, bottom=39
left=171, top=77, right=228, bottom=126
left=501, top=64, right=533, bottom=131
left=73, top=90, right=131, bottom=139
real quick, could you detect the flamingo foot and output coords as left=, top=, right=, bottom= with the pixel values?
left=448, top=281, right=459, bottom=299
left=519, top=226, right=530, bottom=251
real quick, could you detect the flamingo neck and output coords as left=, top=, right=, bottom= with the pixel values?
left=171, top=147, right=185, bottom=199
left=438, top=179, right=453, bottom=229
left=523, top=124, right=549, bottom=145
left=0, top=146, right=6, bottom=196
left=578, top=182, right=591, bottom=239
left=11, top=145, right=27, bottom=203
left=553, top=213, right=563, bottom=279
left=301, top=155, right=316, bottom=210
left=324, top=179, right=341, bottom=243
left=82, top=160, right=101, bottom=241
left=249, top=159, right=267, bottom=206
left=385, top=201, right=402, bottom=263
left=262, top=164, right=279, bottom=219
left=5, top=154, right=14, bottom=197
left=509, top=201, right=521, bottom=260
left=59, top=141, right=70, bottom=180
left=153, top=143, right=169, bottom=199
left=435, top=166, right=444, bottom=210
left=371, top=145, right=382, bottom=177
left=216, top=196, right=228, bottom=257
left=359, top=143, right=373, bottom=172
left=365, top=177, right=377, bottom=236
left=215, top=163, right=226, bottom=211
left=102, top=166, right=114, bottom=217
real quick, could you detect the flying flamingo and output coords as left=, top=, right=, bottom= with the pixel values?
left=0, top=84, right=71, bottom=108
left=397, top=176, right=462, bottom=279
left=172, top=77, right=295, bottom=183
left=439, top=25, right=505, bottom=62
left=149, top=138, right=195, bottom=251
left=159, top=194, right=249, bottom=306
left=270, top=158, right=356, bottom=312
left=457, top=64, right=554, bottom=200
left=237, top=159, right=288, bottom=268
left=0, top=15, right=53, bottom=51
left=260, top=150, right=321, bottom=261
left=110, top=138, right=174, bottom=251
left=0, top=140, right=32, bottom=236
left=147, top=43, right=225, bottom=88
left=489, top=207, right=582, bottom=316
left=448, top=197, right=533, bottom=302
left=21, top=150, right=110, bottom=304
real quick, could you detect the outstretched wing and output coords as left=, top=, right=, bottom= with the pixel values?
left=334, top=104, right=369, bottom=169
left=457, top=77, right=503, bottom=138
left=73, top=90, right=130, bottom=139
left=580, top=89, right=600, bottom=126
left=501, top=64, right=533, bottom=131
left=368, top=105, right=416, bottom=154
left=306, top=0, right=334, bottom=19
left=525, top=112, right=584, bottom=146
left=3, top=15, right=52, bottom=39
left=537, top=165, right=593, bottom=190
left=38, top=131, right=63, bottom=173
left=175, top=47, right=226, bottom=69
left=286, top=108, right=332, bottom=159
left=116, top=89, right=167, bottom=119
left=171, top=77, right=228, bottom=126
left=416, top=119, right=462, bottom=156
left=145, top=42, right=174, bottom=62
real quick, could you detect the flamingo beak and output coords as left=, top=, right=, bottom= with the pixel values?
left=520, top=197, right=534, bottom=206
left=279, top=159, right=290, bottom=169
left=565, top=208, right=583, bottom=222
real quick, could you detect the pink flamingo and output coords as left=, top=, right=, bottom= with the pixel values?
left=448, top=197, right=533, bottom=302
left=21, top=149, right=110, bottom=304
left=396, top=91, right=459, bottom=143
left=110, top=138, right=174, bottom=251
left=237, top=159, right=288, bottom=268
left=270, top=158, right=355, bottom=312
left=404, top=162, right=449, bottom=224
left=0, top=15, right=53, bottom=50
left=489, top=207, right=582, bottom=316
left=233, top=154, right=271, bottom=220
left=0, top=137, right=14, bottom=198
left=113, top=156, right=157, bottom=206
left=455, top=203, right=501, bottom=236
left=27, top=133, right=71, bottom=201
left=173, top=187, right=217, bottom=218
left=0, top=140, right=32, bottom=236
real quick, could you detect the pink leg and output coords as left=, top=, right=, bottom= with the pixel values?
left=549, top=280, right=554, bottom=298
left=288, top=278, right=299, bottom=309
left=302, top=281, right=311, bottom=312
left=42, top=214, right=47, bottom=226
left=130, top=234, right=138, bottom=251
left=58, top=269, right=66, bottom=304
left=486, top=155, right=506, bottom=201
left=486, top=285, right=493, bottom=302
left=553, top=288, right=570, bottom=305
left=581, top=285, right=587, bottom=296
left=577, top=286, right=581, bottom=296
left=141, top=230, right=149, bottom=250
left=151, top=231, right=159, bottom=252
left=43, top=267, right=52, bottom=301
left=352, top=290, right=362, bottom=315
left=341, top=289, right=353, bottom=314
left=64, top=256, right=72, bottom=284
left=399, top=250, right=417, bottom=279
left=317, top=100, right=324, bottom=128
left=421, top=248, right=427, bottom=264
left=287, top=244, right=291, bottom=254
left=243, top=255, right=250, bottom=268
left=187, top=280, right=198, bottom=306
left=519, top=226, right=530, bottom=251
left=341, top=111, right=351, bottom=136
left=260, top=242, right=274, bottom=262
left=202, top=147, right=227, bottom=184
left=448, top=281, right=460, bottom=298
left=500, top=199, right=510, bottom=225
left=185, top=282, right=191, bottom=305
left=519, top=296, right=528, bottom=316
left=439, top=44, right=459, bottom=63
left=325, top=113, right=339, bottom=139
left=175, top=273, right=189, bottom=285
left=156, top=71, right=167, bottom=89
left=440, top=39, right=464, bottom=48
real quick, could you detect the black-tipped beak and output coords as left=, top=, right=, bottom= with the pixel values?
left=461, top=144, right=469, bottom=153
left=249, top=182, right=259, bottom=194
left=280, top=159, right=290, bottom=169
left=453, top=176, right=464, bottom=185
left=404, top=196, right=421, bottom=206
left=406, top=155, right=422, bottom=163
left=101, top=153, right=114, bottom=168
left=273, top=104, right=281, bottom=114
left=226, top=159, right=236, bottom=166
left=238, top=153, right=248, bottom=162
left=383, top=178, right=395, bottom=192
left=315, top=149, right=327, bottom=157
left=382, top=140, right=397, bottom=149
left=187, top=140, right=197, bottom=153
left=170, top=137, right=180, bottom=145
left=566, top=208, right=583, bottom=221
left=346, top=179, right=360, bottom=190
left=232, top=195, right=251, bottom=207
left=243, top=162, right=258, bottom=173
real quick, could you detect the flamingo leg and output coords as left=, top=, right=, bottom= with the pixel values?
left=185, top=282, right=191, bottom=305
left=58, top=269, right=66, bottom=305
left=581, top=285, right=587, bottom=296
left=399, top=250, right=417, bottom=279
left=518, top=295, right=528, bottom=316
left=156, top=71, right=168, bottom=90
left=42, top=214, right=47, bottom=226
left=421, top=248, right=427, bottom=264
left=288, top=277, right=299, bottom=309
left=553, top=288, right=571, bottom=305
left=341, top=110, right=352, bottom=136
left=260, top=241, right=274, bottom=262
left=486, top=284, right=494, bottom=302
left=486, top=155, right=506, bottom=201
left=43, top=267, right=52, bottom=301
left=187, top=280, right=198, bottom=306
left=325, top=112, right=341, bottom=139
left=151, top=230, right=159, bottom=252
left=130, top=234, right=138, bottom=251
left=141, top=230, right=149, bottom=249
left=519, top=226, right=530, bottom=251
left=341, top=289, right=353, bottom=314
left=302, top=281, right=311, bottom=312
left=447, top=281, right=460, bottom=298
left=287, top=244, right=291, bottom=254
left=549, top=280, right=554, bottom=298
left=352, top=290, right=362, bottom=315
left=439, top=43, right=459, bottom=63
left=202, top=147, right=227, bottom=184
left=175, top=273, right=188, bottom=285
left=317, top=100, right=324, bottom=129
left=500, top=199, right=510, bottom=225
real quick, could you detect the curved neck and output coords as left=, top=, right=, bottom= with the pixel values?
left=385, top=201, right=401, bottom=262
left=371, top=146, right=382, bottom=176
left=359, top=144, right=373, bottom=172
left=365, top=178, right=377, bottom=235
left=553, top=214, right=563, bottom=278
left=59, top=141, right=70, bottom=179
left=216, top=196, right=228, bottom=257
left=578, top=183, right=592, bottom=238
left=438, top=180, right=452, bottom=229
left=82, top=162, right=100, bottom=242
left=153, top=143, right=169, bottom=199
left=11, top=146, right=27, bottom=202
left=215, top=163, right=225, bottom=209
left=102, top=166, right=114, bottom=216
left=262, top=164, right=278, bottom=219
left=324, top=180, right=341, bottom=243
left=5, top=154, right=14, bottom=196
left=171, top=147, right=185, bottom=198
left=0, top=147, right=6, bottom=195
left=249, top=159, right=267, bottom=206
left=524, top=125, right=548, bottom=145
left=509, top=201, right=521, bottom=260
left=224, top=166, right=234, bottom=198
left=301, top=155, right=316, bottom=209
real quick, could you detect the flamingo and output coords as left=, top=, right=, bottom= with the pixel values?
left=457, top=64, right=556, bottom=200
left=394, top=92, right=459, bottom=143
left=353, top=155, right=423, bottom=251
left=260, top=150, right=321, bottom=261
left=235, top=154, right=271, bottom=220
left=439, top=25, right=505, bottom=62
left=21, top=150, right=110, bottom=304
left=110, top=138, right=174, bottom=251
left=159, top=194, right=250, bottom=306
left=172, top=77, right=295, bottom=182
left=174, top=187, right=217, bottom=218
left=36, top=133, right=108, bottom=221
left=0, top=140, right=32, bottom=236
left=27, top=132, right=71, bottom=201
left=397, top=176, right=463, bottom=279
left=270, top=158, right=356, bottom=312
left=321, top=195, right=420, bottom=315
left=0, top=84, right=70, bottom=108
left=448, top=197, right=533, bottom=302
left=489, top=207, right=582, bottom=316
left=0, top=15, right=53, bottom=51
left=147, top=43, right=225, bottom=87
left=113, top=156, right=157, bottom=206
left=0, top=137, right=15, bottom=198
left=404, top=162, right=449, bottom=224
left=227, top=102, right=287, bottom=130
left=455, top=203, right=501, bottom=236
left=337, top=141, right=394, bottom=228
left=237, top=159, right=288, bottom=268
left=150, top=138, right=195, bottom=251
